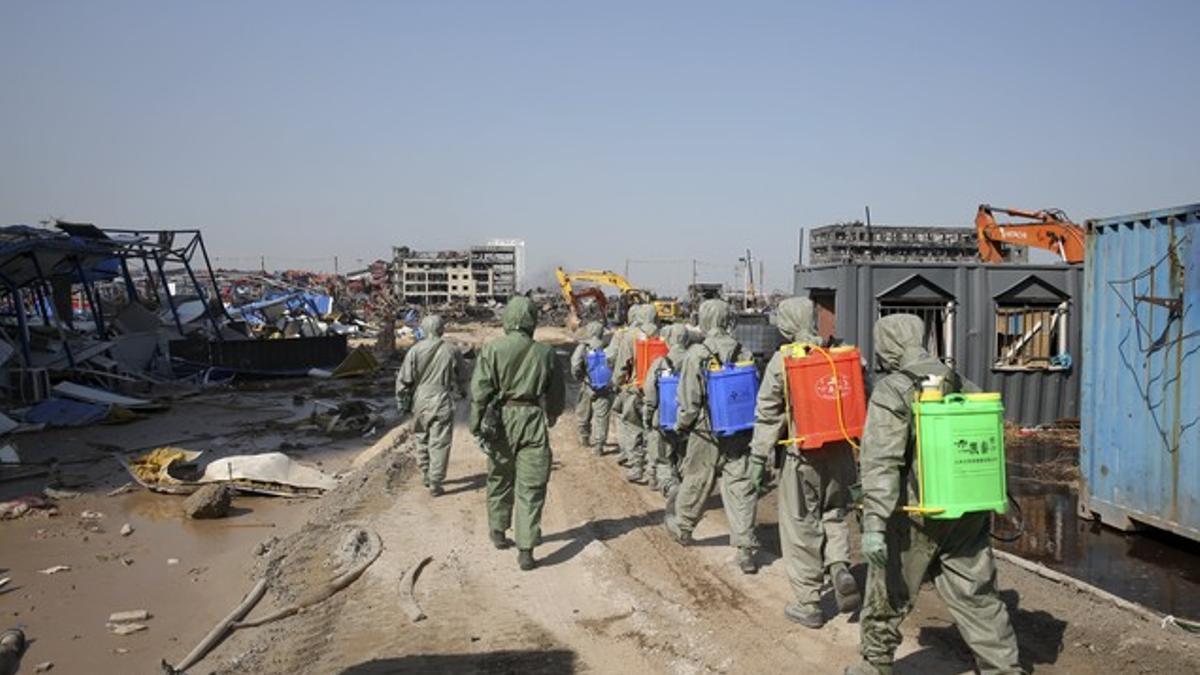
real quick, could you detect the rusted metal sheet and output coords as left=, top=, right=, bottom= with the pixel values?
left=1080, top=203, right=1200, bottom=542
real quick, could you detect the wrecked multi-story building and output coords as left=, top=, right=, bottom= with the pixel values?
left=391, top=242, right=521, bottom=306
left=808, top=221, right=1027, bottom=265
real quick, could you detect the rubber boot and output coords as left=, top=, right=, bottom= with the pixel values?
left=0, top=629, right=26, bottom=675
left=579, top=433, right=591, bottom=447
left=593, top=443, right=604, bottom=457
left=429, top=483, right=444, bottom=497
left=832, top=563, right=861, bottom=612
left=646, top=472, right=659, bottom=491
left=625, top=466, right=645, bottom=484
left=784, top=602, right=825, bottom=629
left=664, top=512, right=692, bottom=545
left=490, top=530, right=511, bottom=550
left=421, top=472, right=431, bottom=489
left=736, top=547, right=758, bottom=575
left=517, top=549, right=535, bottom=571
left=844, top=661, right=892, bottom=675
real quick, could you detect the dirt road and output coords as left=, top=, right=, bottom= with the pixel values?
left=206, top=392, right=1200, bottom=674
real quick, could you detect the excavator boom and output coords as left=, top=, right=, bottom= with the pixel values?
left=555, top=267, right=679, bottom=326
left=975, top=204, right=1086, bottom=264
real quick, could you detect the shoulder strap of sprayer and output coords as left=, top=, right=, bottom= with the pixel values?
left=885, top=366, right=963, bottom=420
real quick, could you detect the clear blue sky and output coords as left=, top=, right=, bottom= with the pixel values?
left=3, top=1, right=1198, bottom=293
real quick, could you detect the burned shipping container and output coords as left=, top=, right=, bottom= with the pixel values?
left=794, top=261, right=1082, bottom=426
left=1080, top=203, right=1200, bottom=543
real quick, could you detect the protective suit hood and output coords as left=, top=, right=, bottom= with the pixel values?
left=639, top=304, right=660, bottom=337
left=698, top=299, right=733, bottom=337
left=583, top=321, right=604, bottom=341
left=502, top=296, right=538, bottom=336
left=775, top=298, right=818, bottom=343
left=874, top=314, right=928, bottom=371
left=420, top=315, right=445, bottom=339
left=662, top=323, right=689, bottom=350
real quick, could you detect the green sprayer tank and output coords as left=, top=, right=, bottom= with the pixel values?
left=909, top=391, right=1008, bottom=520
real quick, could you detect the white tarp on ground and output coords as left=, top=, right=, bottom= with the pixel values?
left=52, top=382, right=155, bottom=409
left=199, top=453, right=336, bottom=491
left=122, top=447, right=336, bottom=496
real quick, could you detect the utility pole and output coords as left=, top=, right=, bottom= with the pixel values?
left=865, top=206, right=873, bottom=261
left=624, top=259, right=630, bottom=278
left=260, top=256, right=266, bottom=273
left=334, top=256, right=339, bottom=275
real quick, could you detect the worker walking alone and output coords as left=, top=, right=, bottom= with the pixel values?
left=570, top=321, right=613, bottom=455
left=470, top=297, right=566, bottom=571
left=643, top=322, right=691, bottom=495
left=396, top=314, right=467, bottom=497
left=847, top=314, right=1022, bottom=675
left=751, top=297, right=860, bottom=627
left=664, top=299, right=760, bottom=574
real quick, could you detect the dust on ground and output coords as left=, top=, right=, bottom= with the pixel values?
left=5, top=328, right=1199, bottom=674
left=202, top=367, right=1196, bottom=673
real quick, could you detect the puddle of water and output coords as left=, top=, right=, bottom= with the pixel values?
left=997, top=474, right=1200, bottom=620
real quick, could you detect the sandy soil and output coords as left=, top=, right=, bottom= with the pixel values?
left=5, top=333, right=1198, bottom=674
left=202, top=403, right=1198, bottom=672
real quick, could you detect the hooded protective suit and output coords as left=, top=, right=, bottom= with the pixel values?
left=856, top=314, right=1021, bottom=674
left=470, top=297, right=567, bottom=553
left=396, top=314, right=467, bottom=490
left=750, top=297, right=858, bottom=611
left=667, top=299, right=759, bottom=553
left=642, top=322, right=691, bottom=492
left=569, top=321, right=613, bottom=452
left=609, top=304, right=658, bottom=477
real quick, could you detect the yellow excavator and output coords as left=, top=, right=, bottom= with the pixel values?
left=555, top=267, right=680, bottom=327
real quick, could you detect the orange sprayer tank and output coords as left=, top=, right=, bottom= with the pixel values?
left=782, top=345, right=867, bottom=450
left=635, top=337, right=668, bottom=387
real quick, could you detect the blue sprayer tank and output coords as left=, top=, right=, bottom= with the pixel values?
left=707, top=362, right=759, bottom=436
left=658, top=371, right=680, bottom=430
left=585, top=349, right=612, bottom=390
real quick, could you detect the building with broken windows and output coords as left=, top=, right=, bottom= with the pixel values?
left=794, top=260, right=1082, bottom=426
left=391, top=243, right=520, bottom=306
left=808, top=222, right=1028, bottom=265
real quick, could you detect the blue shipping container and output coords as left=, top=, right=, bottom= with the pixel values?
left=1081, top=203, right=1200, bottom=542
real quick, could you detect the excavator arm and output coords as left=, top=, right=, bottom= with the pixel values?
left=555, top=267, right=678, bottom=326
left=975, top=204, right=1086, bottom=264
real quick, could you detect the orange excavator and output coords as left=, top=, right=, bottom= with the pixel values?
left=975, top=204, right=1086, bottom=264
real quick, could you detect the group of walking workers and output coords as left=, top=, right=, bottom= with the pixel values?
left=398, top=295, right=1024, bottom=675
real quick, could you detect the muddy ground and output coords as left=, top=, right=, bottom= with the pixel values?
left=4, top=327, right=1199, bottom=674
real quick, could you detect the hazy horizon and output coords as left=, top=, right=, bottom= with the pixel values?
left=4, top=1, right=1198, bottom=296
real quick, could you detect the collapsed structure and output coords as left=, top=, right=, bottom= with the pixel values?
left=391, top=240, right=524, bottom=306
left=808, top=222, right=1028, bottom=265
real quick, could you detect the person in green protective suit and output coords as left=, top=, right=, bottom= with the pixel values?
left=605, top=305, right=640, bottom=469
left=396, top=314, right=467, bottom=496
left=846, top=314, right=1023, bottom=675
left=569, top=321, right=613, bottom=455
left=664, top=299, right=760, bottom=574
left=642, top=322, right=691, bottom=495
left=610, top=304, right=658, bottom=484
left=751, top=297, right=860, bottom=627
left=470, top=297, right=567, bottom=571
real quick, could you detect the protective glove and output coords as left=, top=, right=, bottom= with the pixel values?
left=862, top=531, right=888, bottom=568
left=643, top=411, right=655, bottom=428
left=748, top=456, right=768, bottom=495
left=848, top=482, right=864, bottom=506
left=395, top=391, right=413, bottom=416
left=473, top=434, right=493, bottom=459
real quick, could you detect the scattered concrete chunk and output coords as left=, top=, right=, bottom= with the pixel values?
left=108, top=623, right=147, bottom=636
left=120, top=523, right=134, bottom=537
left=38, top=565, right=70, bottom=575
left=183, top=484, right=233, bottom=519
left=35, top=661, right=53, bottom=673
left=108, top=610, right=150, bottom=624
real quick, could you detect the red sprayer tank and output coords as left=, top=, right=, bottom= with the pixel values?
left=635, top=337, right=668, bottom=387
left=782, top=344, right=867, bottom=450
